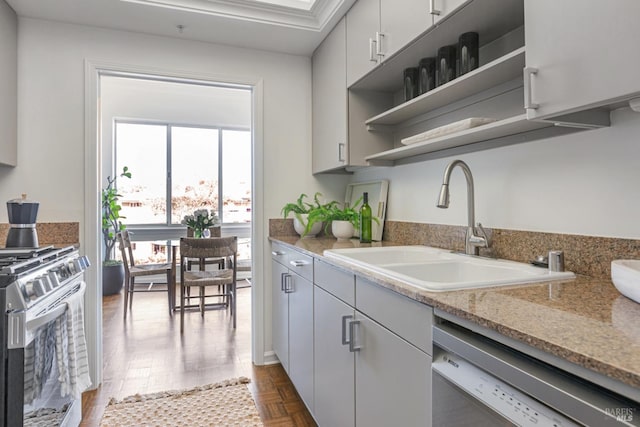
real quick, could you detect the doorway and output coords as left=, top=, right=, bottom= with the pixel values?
left=84, top=62, right=266, bottom=391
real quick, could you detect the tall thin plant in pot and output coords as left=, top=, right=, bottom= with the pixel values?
left=101, top=166, right=132, bottom=295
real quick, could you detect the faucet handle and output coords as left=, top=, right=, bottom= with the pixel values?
left=473, top=222, right=490, bottom=248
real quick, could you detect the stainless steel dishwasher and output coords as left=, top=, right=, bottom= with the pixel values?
left=432, top=321, right=640, bottom=426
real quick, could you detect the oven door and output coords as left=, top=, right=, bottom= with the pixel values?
left=5, top=282, right=85, bottom=427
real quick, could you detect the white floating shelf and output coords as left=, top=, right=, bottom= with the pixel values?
left=366, top=47, right=525, bottom=126
left=365, top=114, right=553, bottom=162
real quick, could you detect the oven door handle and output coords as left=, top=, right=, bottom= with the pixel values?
left=26, top=304, right=67, bottom=332
left=7, top=281, right=86, bottom=349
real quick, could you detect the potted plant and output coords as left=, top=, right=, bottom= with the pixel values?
left=101, top=166, right=131, bottom=296
left=324, top=197, right=362, bottom=241
left=282, top=192, right=326, bottom=237
left=181, top=208, right=220, bottom=237
left=306, top=196, right=380, bottom=241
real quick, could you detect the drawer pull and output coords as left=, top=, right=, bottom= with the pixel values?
left=289, top=260, right=309, bottom=268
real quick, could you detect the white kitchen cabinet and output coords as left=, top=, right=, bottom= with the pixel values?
left=313, top=259, right=433, bottom=427
left=270, top=243, right=315, bottom=411
left=345, top=0, right=380, bottom=88
left=314, top=285, right=355, bottom=427
left=355, top=314, right=432, bottom=427
left=0, top=0, right=17, bottom=167
left=312, top=18, right=348, bottom=173
left=271, top=254, right=289, bottom=371
left=313, top=15, right=393, bottom=173
left=346, top=0, right=431, bottom=88
left=524, top=0, right=640, bottom=122
left=287, top=270, right=314, bottom=411
left=430, top=0, right=468, bottom=25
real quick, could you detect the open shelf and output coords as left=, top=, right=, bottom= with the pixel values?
left=365, top=47, right=525, bottom=126
left=365, top=114, right=554, bottom=162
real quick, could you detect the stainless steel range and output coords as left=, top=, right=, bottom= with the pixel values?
left=0, top=245, right=90, bottom=427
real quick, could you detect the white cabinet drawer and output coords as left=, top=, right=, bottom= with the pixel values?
left=356, top=276, right=433, bottom=355
left=288, top=251, right=313, bottom=282
left=314, top=259, right=355, bottom=307
left=271, top=242, right=289, bottom=265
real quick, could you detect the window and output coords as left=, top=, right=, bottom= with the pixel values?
left=115, top=121, right=251, bottom=226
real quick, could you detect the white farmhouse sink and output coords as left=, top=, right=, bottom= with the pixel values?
left=323, top=246, right=575, bottom=291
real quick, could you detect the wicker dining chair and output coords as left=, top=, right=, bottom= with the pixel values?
left=179, top=236, right=238, bottom=332
left=117, top=230, right=174, bottom=318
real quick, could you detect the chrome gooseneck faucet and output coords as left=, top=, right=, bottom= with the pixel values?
left=436, top=159, right=488, bottom=256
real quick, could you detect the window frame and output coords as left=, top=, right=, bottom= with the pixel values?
left=113, top=118, right=251, bottom=238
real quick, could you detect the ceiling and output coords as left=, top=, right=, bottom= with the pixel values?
left=6, top=0, right=355, bottom=56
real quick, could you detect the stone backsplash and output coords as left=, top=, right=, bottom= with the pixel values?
left=269, top=218, right=640, bottom=279
left=0, top=222, right=80, bottom=248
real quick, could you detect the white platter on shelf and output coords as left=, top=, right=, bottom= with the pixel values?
left=366, top=114, right=554, bottom=163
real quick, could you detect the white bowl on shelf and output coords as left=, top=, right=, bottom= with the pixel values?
left=611, top=260, right=640, bottom=304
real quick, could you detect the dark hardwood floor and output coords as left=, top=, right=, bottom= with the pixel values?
left=80, top=284, right=316, bottom=426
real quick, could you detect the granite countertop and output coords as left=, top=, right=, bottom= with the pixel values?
left=270, top=235, right=640, bottom=392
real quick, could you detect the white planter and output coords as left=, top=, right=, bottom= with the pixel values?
left=293, top=214, right=322, bottom=237
left=331, top=220, right=355, bottom=241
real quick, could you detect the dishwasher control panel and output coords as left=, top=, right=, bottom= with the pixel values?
left=432, top=351, right=580, bottom=427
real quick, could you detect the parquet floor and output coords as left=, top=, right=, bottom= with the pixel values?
left=80, top=285, right=316, bottom=426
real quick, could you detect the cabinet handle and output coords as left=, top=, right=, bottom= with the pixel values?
left=271, top=250, right=285, bottom=256
left=429, top=0, right=441, bottom=16
left=369, top=38, right=378, bottom=63
left=280, top=272, right=288, bottom=291
left=341, top=315, right=353, bottom=345
left=289, top=260, right=309, bottom=268
left=349, top=320, right=361, bottom=352
left=523, top=67, right=539, bottom=110
left=375, top=32, right=385, bottom=58
left=284, top=274, right=294, bottom=293
left=338, top=142, right=345, bottom=162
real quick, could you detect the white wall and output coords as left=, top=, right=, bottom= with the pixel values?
left=8, top=17, right=349, bottom=385
left=352, top=107, right=640, bottom=239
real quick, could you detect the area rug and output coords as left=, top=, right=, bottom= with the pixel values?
left=99, top=377, right=263, bottom=427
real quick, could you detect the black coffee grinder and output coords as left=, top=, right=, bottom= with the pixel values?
left=6, top=194, right=39, bottom=248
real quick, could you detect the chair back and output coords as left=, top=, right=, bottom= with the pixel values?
left=180, top=236, right=237, bottom=263
left=116, top=230, right=136, bottom=275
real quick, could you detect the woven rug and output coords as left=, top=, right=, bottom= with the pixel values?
left=99, top=377, right=263, bottom=427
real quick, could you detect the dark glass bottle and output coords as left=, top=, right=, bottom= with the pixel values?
left=359, top=192, right=372, bottom=243
left=458, top=32, right=479, bottom=76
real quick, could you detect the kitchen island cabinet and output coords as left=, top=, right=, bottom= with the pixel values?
left=0, top=0, right=17, bottom=167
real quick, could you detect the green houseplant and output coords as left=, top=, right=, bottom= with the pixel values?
left=305, top=196, right=380, bottom=241
left=101, top=166, right=131, bottom=295
left=282, top=192, right=328, bottom=237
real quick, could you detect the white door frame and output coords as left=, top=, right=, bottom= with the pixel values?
left=84, top=59, right=265, bottom=387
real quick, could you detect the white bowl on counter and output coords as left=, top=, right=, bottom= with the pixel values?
left=611, top=260, right=640, bottom=304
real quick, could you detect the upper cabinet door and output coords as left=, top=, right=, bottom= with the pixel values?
left=312, top=18, right=348, bottom=174
left=346, top=0, right=381, bottom=88
left=524, top=0, right=640, bottom=121
left=429, top=0, right=468, bottom=25
left=380, top=0, right=432, bottom=59
left=0, top=0, right=17, bottom=167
